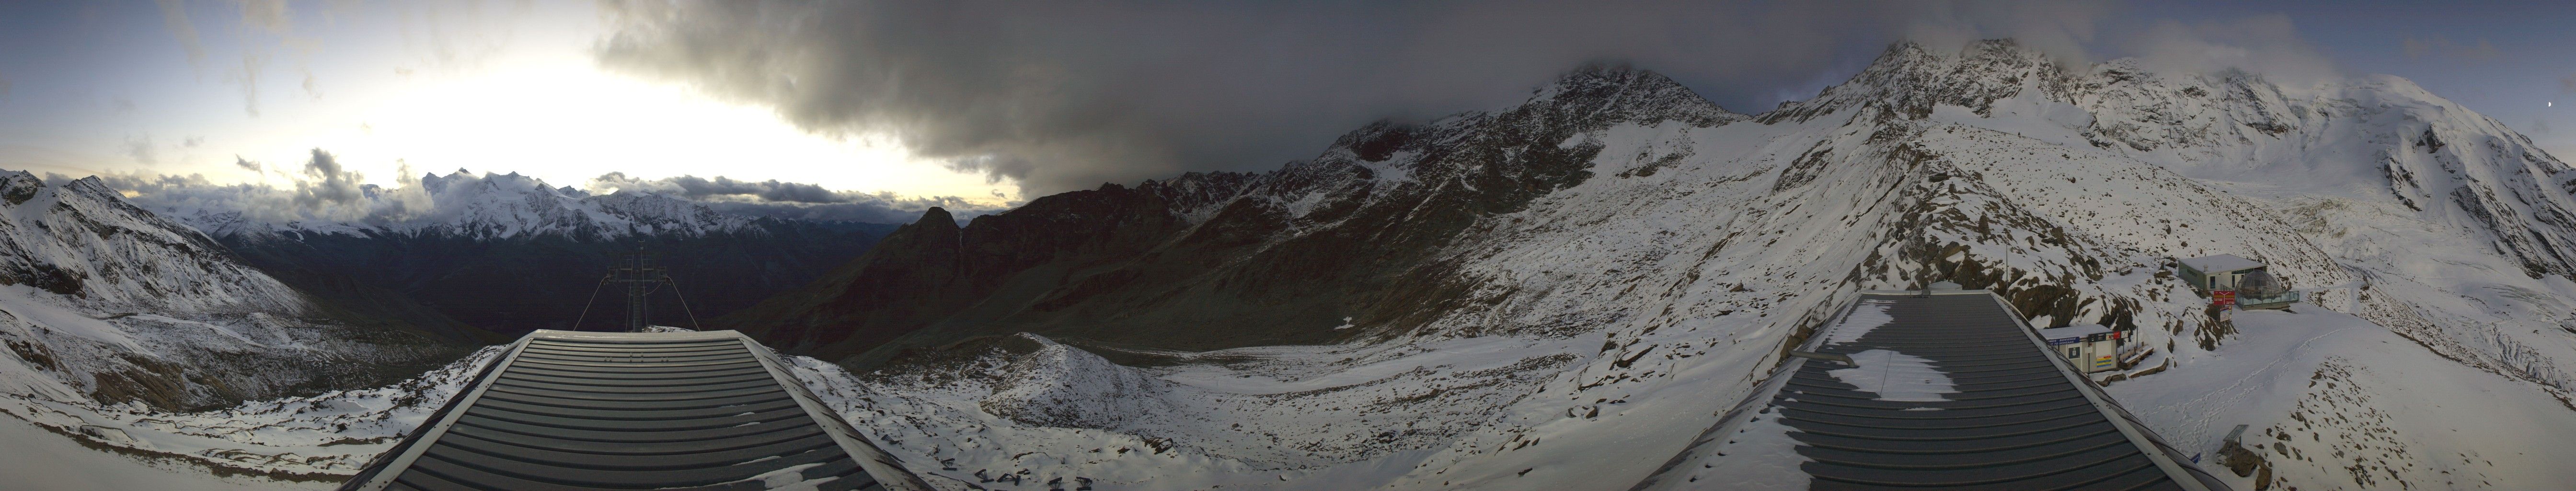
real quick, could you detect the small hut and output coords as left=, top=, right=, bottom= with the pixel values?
left=2037, top=324, right=2123, bottom=373
left=2177, top=254, right=2299, bottom=309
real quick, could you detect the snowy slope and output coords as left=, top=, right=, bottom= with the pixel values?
left=0, top=170, right=487, bottom=486
left=767, top=40, right=2576, bottom=491
left=0, top=172, right=312, bottom=314
left=0, top=170, right=463, bottom=411
left=0, top=168, right=471, bottom=490
left=0, top=346, right=502, bottom=484
left=2106, top=307, right=2576, bottom=491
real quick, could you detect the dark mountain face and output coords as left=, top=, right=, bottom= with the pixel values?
left=219, top=219, right=897, bottom=339
left=724, top=66, right=1744, bottom=368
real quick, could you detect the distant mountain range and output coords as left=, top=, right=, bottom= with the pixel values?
left=157, top=170, right=901, bottom=339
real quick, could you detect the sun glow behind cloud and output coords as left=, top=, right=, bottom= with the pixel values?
left=0, top=0, right=1016, bottom=210
left=246, top=57, right=1014, bottom=205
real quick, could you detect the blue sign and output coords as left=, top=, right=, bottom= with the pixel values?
left=2046, top=338, right=2081, bottom=346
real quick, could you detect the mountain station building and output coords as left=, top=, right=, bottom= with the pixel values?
left=2178, top=254, right=2300, bottom=309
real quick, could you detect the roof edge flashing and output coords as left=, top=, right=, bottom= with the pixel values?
left=1984, top=292, right=2230, bottom=491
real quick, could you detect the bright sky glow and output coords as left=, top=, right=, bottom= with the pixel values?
left=269, top=56, right=1007, bottom=201
left=0, top=1, right=1015, bottom=205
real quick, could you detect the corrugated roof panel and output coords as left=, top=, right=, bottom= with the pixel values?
left=1632, top=292, right=2231, bottom=491
left=337, top=330, right=928, bottom=491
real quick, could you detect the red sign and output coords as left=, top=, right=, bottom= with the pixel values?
left=2212, top=290, right=2236, bottom=307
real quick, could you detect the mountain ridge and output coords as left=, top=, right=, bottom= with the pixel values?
left=721, top=63, right=1739, bottom=368
left=721, top=39, right=2576, bottom=491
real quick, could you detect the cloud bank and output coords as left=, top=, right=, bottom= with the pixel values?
left=2127, top=15, right=2338, bottom=86
left=78, top=149, right=433, bottom=228
left=75, top=149, right=994, bottom=229
left=585, top=172, right=1006, bottom=223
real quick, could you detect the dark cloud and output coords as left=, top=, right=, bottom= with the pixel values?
left=233, top=155, right=261, bottom=173
left=595, top=0, right=2117, bottom=196
left=292, top=148, right=363, bottom=208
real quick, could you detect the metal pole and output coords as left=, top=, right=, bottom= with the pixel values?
left=608, top=247, right=667, bottom=332
left=626, top=250, right=648, bottom=332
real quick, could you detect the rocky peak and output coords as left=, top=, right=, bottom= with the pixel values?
left=1761, top=39, right=2072, bottom=123
left=1524, top=63, right=1742, bottom=129
left=1, top=171, right=41, bottom=205
left=913, top=206, right=959, bottom=231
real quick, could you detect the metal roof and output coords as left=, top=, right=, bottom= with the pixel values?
left=2177, top=255, right=2264, bottom=274
left=1632, top=291, right=2231, bottom=491
left=336, top=330, right=929, bottom=491
left=2037, top=324, right=2116, bottom=339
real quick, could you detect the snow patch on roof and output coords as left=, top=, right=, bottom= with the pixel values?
left=1828, top=350, right=1958, bottom=402
left=1822, top=298, right=1898, bottom=345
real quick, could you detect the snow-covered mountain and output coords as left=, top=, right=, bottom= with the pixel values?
left=0, top=172, right=310, bottom=314
left=0, top=170, right=465, bottom=412
left=732, top=40, right=2576, bottom=491
left=150, top=170, right=898, bottom=338
left=173, top=170, right=757, bottom=241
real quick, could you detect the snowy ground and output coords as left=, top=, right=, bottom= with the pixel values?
left=0, top=345, right=502, bottom=487
left=2108, top=305, right=2576, bottom=490
left=0, top=414, right=331, bottom=491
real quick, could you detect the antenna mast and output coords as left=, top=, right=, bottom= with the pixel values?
left=608, top=247, right=668, bottom=332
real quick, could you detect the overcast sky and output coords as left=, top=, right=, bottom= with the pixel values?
left=0, top=0, right=2569, bottom=211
